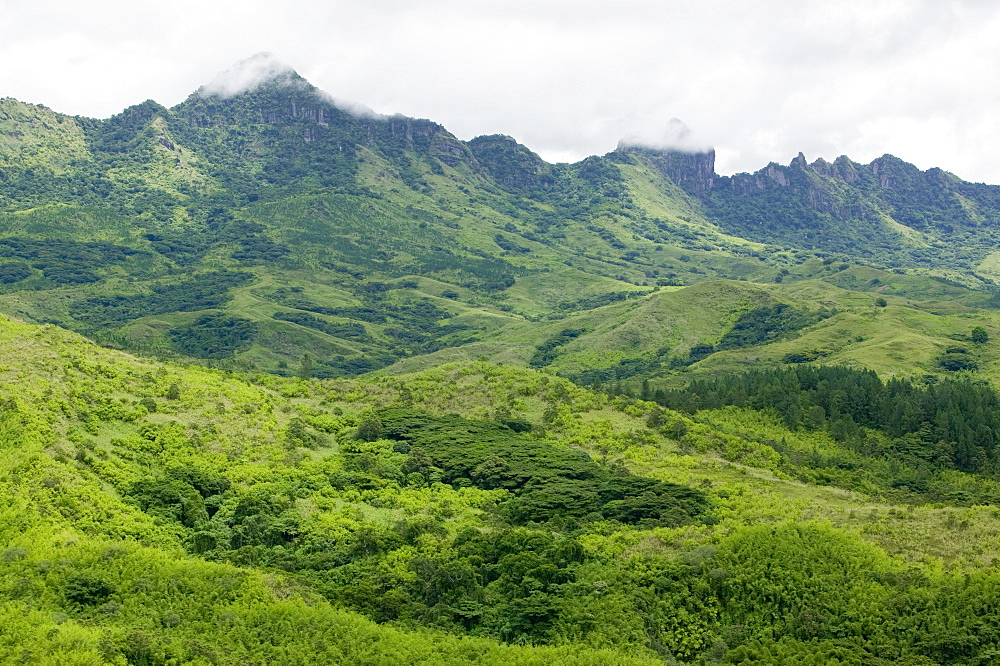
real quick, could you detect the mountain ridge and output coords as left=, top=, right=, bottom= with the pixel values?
left=0, top=57, right=999, bottom=385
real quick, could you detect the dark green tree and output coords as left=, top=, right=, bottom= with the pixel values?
left=355, top=410, right=384, bottom=442
left=297, top=353, right=314, bottom=379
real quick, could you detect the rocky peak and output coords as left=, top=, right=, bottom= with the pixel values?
left=833, top=155, right=859, bottom=183
left=468, top=134, right=549, bottom=189
left=616, top=142, right=716, bottom=193
left=869, top=154, right=916, bottom=190
left=765, top=163, right=789, bottom=186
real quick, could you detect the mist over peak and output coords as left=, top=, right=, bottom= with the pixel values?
left=197, top=52, right=304, bottom=98
left=617, top=118, right=713, bottom=155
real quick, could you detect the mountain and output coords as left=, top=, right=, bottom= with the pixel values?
left=2, top=56, right=1000, bottom=384
left=4, top=56, right=1000, bottom=663
left=693, top=149, right=1000, bottom=274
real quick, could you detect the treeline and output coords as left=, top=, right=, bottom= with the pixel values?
left=0, top=236, right=144, bottom=284
left=264, top=289, right=482, bottom=376
left=70, top=271, right=254, bottom=328
left=658, top=365, right=1000, bottom=473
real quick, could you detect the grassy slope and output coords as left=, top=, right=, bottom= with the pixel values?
left=383, top=271, right=1000, bottom=393
left=0, top=314, right=666, bottom=664
left=368, top=362, right=1000, bottom=569
left=0, top=99, right=89, bottom=172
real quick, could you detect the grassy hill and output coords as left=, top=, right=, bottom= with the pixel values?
left=382, top=273, right=1000, bottom=397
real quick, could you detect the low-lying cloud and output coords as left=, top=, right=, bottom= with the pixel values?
left=199, top=52, right=298, bottom=98
left=198, top=51, right=383, bottom=120
left=618, top=118, right=712, bottom=155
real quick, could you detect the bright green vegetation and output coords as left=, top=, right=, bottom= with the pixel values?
left=0, top=314, right=997, bottom=663
left=6, top=62, right=1000, bottom=663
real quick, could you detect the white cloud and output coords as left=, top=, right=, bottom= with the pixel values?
left=619, top=119, right=712, bottom=154
left=198, top=52, right=297, bottom=98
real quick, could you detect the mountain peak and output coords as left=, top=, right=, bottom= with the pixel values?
left=615, top=140, right=717, bottom=193
left=616, top=118, right=712, bottom=155
left=197, top=52, right=307, bottom=99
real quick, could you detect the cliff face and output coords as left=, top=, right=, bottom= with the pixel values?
left=615, top=143, right=717, bottom=193
left=467, top=134, right=549, bottom=189
left=605, top=143, right=998, bottom=258
left=690, top=149, right=1000, bottom=260
left=713, top=152, right=975, bottom=224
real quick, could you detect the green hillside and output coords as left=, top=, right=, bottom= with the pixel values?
left=9, top=64, right=1000, bottom=380
left=5, top=58, right=1000, bottom=663
left=4, top=71, right=1000, bottom=390
left=383, top=273, right=1000, bottom=396
left=0, top=85, right=752, bottom=375
left=0, top=313, right=999, bottom=662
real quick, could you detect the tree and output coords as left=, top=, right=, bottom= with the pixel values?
left=165, top=382, right=181, bottom=400
left=471, top=454, right=512, bottom=489
left=402, top=446, right=434, bottom=476
left=939, top=350, right=977, bottom=372
left=972, top=326, right=989, bottom=344
left=297, top=353, right=313, bottom=379
left=355, top=410, right=384, bottom=441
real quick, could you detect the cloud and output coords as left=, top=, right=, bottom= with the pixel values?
left=196, top=52, right=383, bottom=119
left=198, top=52, right=298, bottom=98
left=618, top=118, right=712, bottom=154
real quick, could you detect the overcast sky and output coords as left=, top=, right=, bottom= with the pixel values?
left=3, top=0, right=1000, bottom=183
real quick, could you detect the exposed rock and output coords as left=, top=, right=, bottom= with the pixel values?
left=766, top=163, right=789, bottom=187
left=833, top=156, right=858, bottom=183
left=616, top=143, right=716, bottom=193
left=811, top=157, right=833, bottom=177
left=431, top=133, right=477, bottom=168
